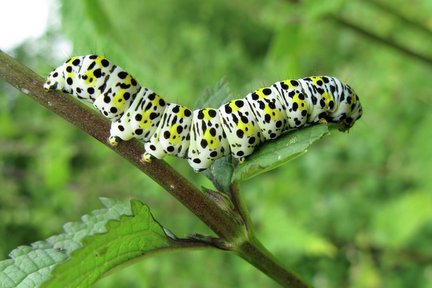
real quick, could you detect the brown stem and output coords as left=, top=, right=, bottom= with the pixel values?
left=236, top=236, right=310, bottom=288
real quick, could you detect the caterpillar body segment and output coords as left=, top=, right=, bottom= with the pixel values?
left=187, top=108, right=230, bottom=171
left=244, top=87, right=287, bottom=140
left=143, top=103, right=192, bottom=160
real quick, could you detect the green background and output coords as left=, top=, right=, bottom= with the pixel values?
left=1, top=0, right=432, bottom=287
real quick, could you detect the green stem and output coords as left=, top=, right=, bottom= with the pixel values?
left=230, top=182, right=252, bottom=230
left=236, top=236, right=310, bottom=288
left=331, top=15, right=432, bottom=67
left=230, top=183, right=309, bottom=287
left=361, top=0, right=432, bottom=37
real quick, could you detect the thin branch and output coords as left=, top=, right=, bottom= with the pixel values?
left=236, top=237, right=310, bottom=288
left=361, top=0, right=432, bottom=37
left=331, top=15, right=432, bottom=67
left=230, top=182, right=310, bottom=287
left=230, top=182, right=253, bottom=232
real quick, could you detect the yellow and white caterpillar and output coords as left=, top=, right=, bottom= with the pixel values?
left=44, top=55, right=362, bottom=171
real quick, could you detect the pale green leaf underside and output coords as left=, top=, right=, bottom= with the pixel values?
left=232, top=124, right=330, bottom=182
left=0, top=198, right=171, bottom=288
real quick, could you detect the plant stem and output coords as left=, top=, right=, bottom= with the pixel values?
left=361, top=0, right=432, bottom=37
left=230, top=183, right=309, bottom=287
left=236, top=236, right=310, bottom=288
left=331, top=15, right=432, bottom=67
left=230, top=182, right=252, bottom=230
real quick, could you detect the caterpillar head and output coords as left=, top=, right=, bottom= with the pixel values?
left=43, top=65, right=66, bottom=91
left=338, top=93, right=363, bottom=131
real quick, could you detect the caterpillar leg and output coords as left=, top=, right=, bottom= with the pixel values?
left=108, top=136, right=121, bottom=146
left=109, top=111, right=136, bottom=145
left=141, top=153, right=153, bottom=163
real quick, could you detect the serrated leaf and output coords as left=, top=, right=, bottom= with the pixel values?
left=0, top=198, right=173, bottom=288
left=44, top=200, right=171, bottom=288
left=232, top=124, right=330, bottom=182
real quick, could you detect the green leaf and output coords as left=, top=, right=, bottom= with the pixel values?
left=232, top=124, right=330, bottom=182
left=203, top=156, right=236, bottom=193
left=44, top=199, right=172, bottom=288
left=0, top=198, right=173, bottom=288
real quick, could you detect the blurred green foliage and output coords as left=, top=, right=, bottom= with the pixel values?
left=1, top=0, right=432, bottom=287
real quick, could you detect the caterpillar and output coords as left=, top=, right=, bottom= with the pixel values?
left=43, top=55, right=362, bottom=172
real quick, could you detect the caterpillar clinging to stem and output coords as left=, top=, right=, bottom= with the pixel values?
left=44, top=55, right=362, bottom=172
